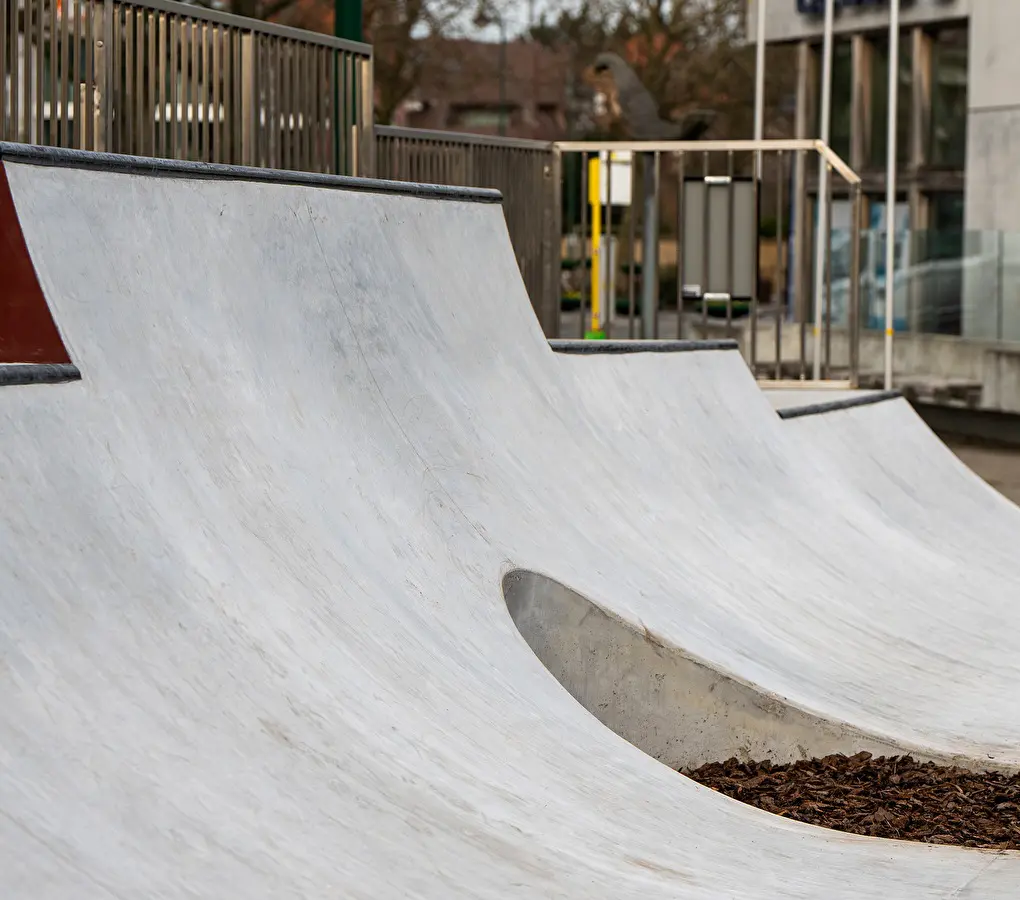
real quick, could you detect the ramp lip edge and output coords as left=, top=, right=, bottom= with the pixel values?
left=549, top=339, right=739, bottom=355
left=0, top=363, right=81, bottom=385
left=0, top=143, right=505, bottom=204
left=777, top=390, right=902, bottom=420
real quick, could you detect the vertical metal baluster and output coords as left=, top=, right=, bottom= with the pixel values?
left=59, top=0, right=70, bottom=145
left=676, top=151, right=685, bottom=339
left=750, top=148, right=762, bottom=377
left=628, top=151, right=637, bottom=339
left=49, top=0, right=58, bottom=144
left=344, top=50, right=352, bottom=172
left=701, top=150, right=710, bottom=328
left=26, top=0, right=37, bottom=142
left=229, top=27, right=239, bottom=164
left=81, top=0, right=91, bottom=149
left=211, top=23, right=220, bottom=162
left=775, top=150, right=786, bottom=381
left=798, top=149, right=808, bottom=380
left=317, top=43, right=325, bottom=172
left=113, top=2, right=122, bottom=152
left=136, top=7, right=144, bottom=154
left=198, top=20, right=207, bottom=159
left=726, top=150, right=734, bottom=331
left=281, top=38, right=291, bottom=169
left=322, top=44, right=330, bottom=172
left=123, top=5, right=131, bottom=152
left=169, top=13, right=177, bottom=157
left=63, top=0, right=72, bottom=145
left=824, top=163, right=833, bottom=380
left=293, top=39, right=302, bottom=169
left=190, top=20, right=199, bottom=159
left=0, top=0, right=7, bottom=137
left=849, top=183, right=863, bottom=387
left=177, top=18, right=187, bottom=158
left=652, top=150, right=661, bottom=339
left=156, top=11, right=165, bottom=156
left=311, top=44, right=321, bottom=172
left=265, top=37, right=273, bottom=168
left=205, top=22, right=213, bottom=160
left=604, top=149, right=612, bottom=336
left=270, top=38, right=280, bottom=168
left=35, top=0, right=45, bottom=143
left=189, top=19, right=198, bottom=158
left=302, top=39, right=312, bottom=171
left=579, top=151, right=589, bottom=339
left=257, top=35, right=266, bottom=167
left=9, top=0, right=19, bottom=140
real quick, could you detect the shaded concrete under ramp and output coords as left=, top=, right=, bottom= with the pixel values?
left=1, top=143, right=1019, bottom=896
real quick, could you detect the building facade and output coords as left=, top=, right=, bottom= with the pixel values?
left=749, top=0, right=1020, bottom=337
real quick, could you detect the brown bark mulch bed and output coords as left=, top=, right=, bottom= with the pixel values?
left=684, top=752, right=1020, bottom=850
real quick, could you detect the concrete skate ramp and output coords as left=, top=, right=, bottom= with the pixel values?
left=0, top=143, right=1018, bottom=896
left=770, top=391, right=1020, bottom=568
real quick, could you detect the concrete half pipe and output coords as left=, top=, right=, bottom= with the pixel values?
left=0, top=143, right=1018, bottom=897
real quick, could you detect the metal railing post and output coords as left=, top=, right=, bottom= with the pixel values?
left=239, top=30, right=255, bottom=167
left=849, top=183, right=862, bottom=387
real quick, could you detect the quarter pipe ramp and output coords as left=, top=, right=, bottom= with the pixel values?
left=0, top=144, right=1017, bottom=897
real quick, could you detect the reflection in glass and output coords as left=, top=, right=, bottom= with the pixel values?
left=930, top=28, right=968, bottom=169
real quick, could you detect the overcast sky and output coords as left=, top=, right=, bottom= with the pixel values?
left=464, top=0, right=580, bottom=41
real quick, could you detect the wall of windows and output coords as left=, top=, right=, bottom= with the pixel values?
left=930, top=27, right=968, bottom=169
left=870, top=33, right=912, bottom=170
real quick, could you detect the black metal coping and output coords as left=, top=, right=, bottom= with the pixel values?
left=0, top=363, right=81, bottom=385
left=550, top=339, right=739, bottom=355
left=0, top=143, right=504, bottom=204
left=777, top=390, right=902, bottom=420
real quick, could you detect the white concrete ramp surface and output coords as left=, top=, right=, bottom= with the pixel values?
left=0, top=143, right=1018, bottom=897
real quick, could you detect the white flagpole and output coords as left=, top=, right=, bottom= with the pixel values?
left=884, top=0, right=901, bottom=390
left=812, top=0, right=834, bottom=380
left=754, top=0, right=766, bottom=144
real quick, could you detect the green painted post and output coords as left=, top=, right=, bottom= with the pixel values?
left=335, top=0, right=363, bottom=41
left=333, top=0, right=363, bottom=174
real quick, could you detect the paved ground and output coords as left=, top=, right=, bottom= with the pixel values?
left=4, top=145, right=1020, bottom=897
left=944, top=437, right=1020, bottom=505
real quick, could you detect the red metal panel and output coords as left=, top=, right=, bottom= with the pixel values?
left=0, top=163, right=72, bottom=364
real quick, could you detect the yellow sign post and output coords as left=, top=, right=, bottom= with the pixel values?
left=587, top=155, right=605, bottom=339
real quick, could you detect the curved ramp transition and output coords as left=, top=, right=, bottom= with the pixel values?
left=0, top=143, right=1018, bottom=897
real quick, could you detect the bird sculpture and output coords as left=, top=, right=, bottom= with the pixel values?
left=584, top=51, right=715, bottom=141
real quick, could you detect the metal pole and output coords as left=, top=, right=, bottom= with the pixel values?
left=753, top=0, right=766, bottom=376
left=883, top=0, right=900, bottom=390
left=335, top=0, right=363, bottom=40
left=579, top=152, right=589, bottom=339
left=812, top=0, right=835, bottom=380
left=498, top=18, right=506, bottom=137
left=641, top=151, right=659, bottom=339
left=754, top=0, right=767, bottom=145
left=676, top=151, right=686, bottom=339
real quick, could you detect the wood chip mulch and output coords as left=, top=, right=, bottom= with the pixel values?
left=684, top=752, right=1020, bottom=850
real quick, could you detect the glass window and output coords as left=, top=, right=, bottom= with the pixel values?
left=815, top=39, right=852, bottom=162
left=929, top=27, right=968, bottom=169
left=871, top=32, right=912, bottom=170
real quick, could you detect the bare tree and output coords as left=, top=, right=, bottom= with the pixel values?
left=533, top=0, right=795, bottom=140
left=367, top=0, right=472, bottom=125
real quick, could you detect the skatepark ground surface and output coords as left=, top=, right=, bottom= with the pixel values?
left=942, top=438, right=1020, bottom=505
left=5, top=142, right=1020, bottom=897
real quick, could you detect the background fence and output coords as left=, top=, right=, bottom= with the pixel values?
left=1, top=0, right=373, bottom=173
left=376, top=125, right=560, bottom=336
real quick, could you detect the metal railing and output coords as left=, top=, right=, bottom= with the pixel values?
left=554, top=139, right=864, bottom=385
left=1, top=0, right=373, bottom=174
left=376, top=125, right=560, bottom=336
